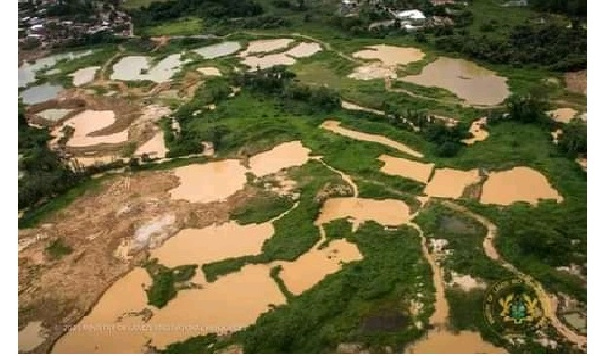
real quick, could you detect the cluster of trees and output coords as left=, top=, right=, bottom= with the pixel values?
left=18, top=103, right=85, bottom=210
left=234, top=66, right=341, bottom=113
left=379, top=105, right=471, bottom=157
left=131, top=0, right=263, bottom=28
left=558, top=119, right=586, bottom=157
left=434, top=23, right=586, bottom=72
left=529, top=0, right=586, bottom=17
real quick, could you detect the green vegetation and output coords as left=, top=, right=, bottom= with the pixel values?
left=202, top=161, right=351, bottom=281
left=144, top=17, right=204, bottom=36
left=230, top=192, right=294, bottom=224
left=160, top=333, right=220, bottom=353
left=170, top=223, right=434, bottom=353
left=18, top=102, right=88, bottom=214
left=45, top=238, right=74, bottom=260
left=144, top=259, right=198, bottom=308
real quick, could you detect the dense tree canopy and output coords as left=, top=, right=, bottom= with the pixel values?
left=435, top=24, right=586, bottom=72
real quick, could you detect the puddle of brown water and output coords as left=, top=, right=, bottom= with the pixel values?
left=240, top=39, right=294, bottom=57
left=52, top=110, right=128, bottom=148
left=321, top=120, right=423, bottom=158
left=424, top=168, right=480, bottom=199
left=151, top=222, right=274, bottom=283
left=546, top=108, right=578, bottom=123
left=276, top=238, right=362, bottom=295
left=249, top=141, right=311, bottom=177
left=19, top=321, right=47, bottom=352
left=135, top=131, right=167, bottom=158
left=378, top=154, right=434, bottom=183
left=480, top=166, right=563, bottom=205
left=52, top=267, right=152, bottom=353
left=147, top=264, right=284, bottom=349
left=169, top=160, right=247, bottom=204
left=283, top=42, right=322, bottom=58
left=53, top=265, right=285, bottom=353
left=196, top=66, right=222, bottom=76
left=240, top=54, right=296, bottom=71
left=400, top=57, right=509, bottom=106
left=317, top=197, right=411, bottom=232
left=408, top=329, right=507, bottom=354
left=341, top=100, right=385, bottom=116
left=352, top=45, right=425, bottom=67
left=461, top=117, right=489, bottom=145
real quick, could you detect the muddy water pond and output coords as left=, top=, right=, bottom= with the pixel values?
left=378, top=154, right=434, bottom=183
left=408, top=329, right=507, bottom=354
left=18, top=50, right=93, bottom=88
left=283, top=42, right=322, bottom=58
left=134, top=131, right=167, bottom=158
left=546, top=108, right=578, bottom=123
left=424, top=168, right=480, bottom=199
left=249, top=141, right=311, bottom=176
left=352, top=45, right=425, bottom=67
left=19, top=83, right=64, bottom=105
left=169, top=160, right=248, bottom=204
left=193, top=41, right=241, bottom=59
left=321, top=120, right=423, bottom=158
left=277, top=238, right=362, bottom=295
left=239, top=39, right=294, bottom=57
left=151, top=222, right=275, bottom=283
left=70, top=66, right=100, bottom=86
left=480, top=166, right=563, bottom=205
left=54, top=110, right=129, bottom=148
left=53, top=265, right=284, bottom=353
left=240, top=54, right=296, bottom=71
left=196, top=66, right=222, bottom=76
left=110, top=54, right=189, bottom=83
left=317, top=197, right=411, bottom=231
left=400, top=57, right=509, bottom=106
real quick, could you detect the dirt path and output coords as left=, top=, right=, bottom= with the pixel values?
left=314, top=157, right=358, bottom=198
left=440, top=200, right=587, bottom=350
left=406, top=220, right=448, bottom=327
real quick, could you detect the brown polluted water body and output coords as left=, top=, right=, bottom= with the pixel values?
left=400, top=57, right=509, bottom=106
left=151, top=222, right=275, bottom=283
left=277, top=238, right=362, bottom=295
left=378, top=154, right=434, bottom=183
left=480, top=166, right=563, bottom=206
left=169, top=159, right=248, bottom=204
left=546, top=108, right=578, bottom=123
left=52, top=265, right=285, bottom=353
left=248, top=140, right=311, bottom=177
left=317, top=197, right=411, bottom=232
left=424, top=168, right=480, bottom=199
left=320, top=120, right=424, bottom=158
left=351, top=45, right=425, bottom=67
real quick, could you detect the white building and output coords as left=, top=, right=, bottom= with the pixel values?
left=390, top=9, right=426, bottom=24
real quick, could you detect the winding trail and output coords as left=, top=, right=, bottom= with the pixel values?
left=314, top=157, right=358, bottom=198
left=440, top=200, right=587, bottom=351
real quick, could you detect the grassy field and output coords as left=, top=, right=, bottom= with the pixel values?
left=143, top=17, right=205, bottom=36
